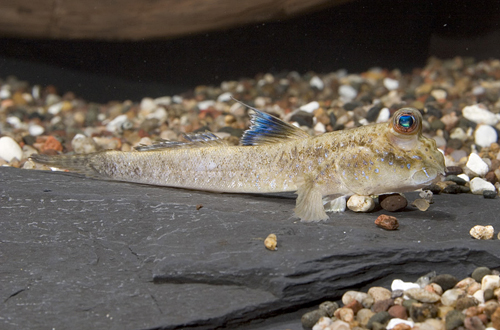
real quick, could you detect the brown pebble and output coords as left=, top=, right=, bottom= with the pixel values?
left=345, top=299, right=363, bottom=314
left=446, top=166, right=463, bottom=175
left=464, top=316, right=485, bottom=330
left=379, top=193, right=407, bottom=212
left=388, top=305, right=407, bottom=320
left=264, top=234, right=277, bottom=251
left=393, top=324, right=412, bottom=330
left=196, top=204, right=203, bottom=210
left=485, top=171, right=498, bottom=184
left=371, top=298, right=394, bottom=313
left=42, top=136, right=63, bottom=153
left=491, top=306, right=500, bottom=330
left=375, top=214, right=399, bottom=230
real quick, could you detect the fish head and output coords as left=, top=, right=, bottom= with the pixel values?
left=385, top=107, right=446, bottom=189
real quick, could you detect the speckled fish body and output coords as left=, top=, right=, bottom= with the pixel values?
left=31, top=105, right=445, bottom=222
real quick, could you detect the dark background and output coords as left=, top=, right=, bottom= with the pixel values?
left=0, top=0, right=499, bottom=102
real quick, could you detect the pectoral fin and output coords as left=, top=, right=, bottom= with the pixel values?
left=295, top=180, right=329, bottom=222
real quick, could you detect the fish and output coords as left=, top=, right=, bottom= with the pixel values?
left=30, top=101, right=445, bottom=222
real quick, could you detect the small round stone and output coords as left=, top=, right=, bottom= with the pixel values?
left=445, top=310, right=465, bottom=330
left=481, top=275, right=500, bottom=291
left=441, top=288, right=465, bottom=306
left=347, top=194, right=375, bottom=212
left=470, top=225, right=495, bottom=240
left=464, top=316, right=486, bottom=330
left=409, top=303, right=438, bottom=322
left=388, top=305, right=408, bottom=320
left=342, top=291, right=369, bottom=305
left=334, top=307, right=354, bottom=323
left=366, top=311, right=391, bottom=330
left=375, top=214, right=399, bottom=230
left=301, top=309, right=328, bottom=329
left=411, top=198, right=430, bottom=211
left=379, top=193, right=407, bottom=212
left=319, top=301, right=339, bottom=317
left=371, top=298, right=394, bottom=313
left=484, top=288, right=494, bottom=301
left=404, top=288, right=441, bottom=303
left=356, top=308, right=375, bottom=327
left=432, top=274, right=459, bottom=291
left=455, top=296, right=478, bottom=310
left=474, top=124, right=498, bottom=148
left=329, top=320, right=350, bottom=330
left=0, top=136, right=23, bottom=162
left=462, top=104, right=499, bottom=125
left=466, top=153, right=489, bottom=177
left=368, top=286, right=392, bottom=302
left=470, top=178, right=496, bottom=195
left=491, top=306, right=500, bottom=330
left=483, top=190, right=497, bottom=199
left=264, top=234, right=277, bottom=251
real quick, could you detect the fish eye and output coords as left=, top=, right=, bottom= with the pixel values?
left=393, top=108, right=420, bottom=134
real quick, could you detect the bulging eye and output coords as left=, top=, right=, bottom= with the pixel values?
left=393, top=108, right=421, bottom=134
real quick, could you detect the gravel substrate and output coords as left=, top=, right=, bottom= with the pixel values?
left=302, top=266, right=500, bottom=330
left=1, top=56, right=500, bottom=207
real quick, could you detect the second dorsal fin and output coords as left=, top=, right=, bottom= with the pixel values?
left=135, top=132, right=227, bottom=151
left=233, top=98, right=310, bottom=146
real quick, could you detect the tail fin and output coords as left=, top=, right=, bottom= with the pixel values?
left=30, top=153, right=100, bottom=177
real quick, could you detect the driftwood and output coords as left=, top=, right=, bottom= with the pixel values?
left=0, top=0, right=352, bottom=40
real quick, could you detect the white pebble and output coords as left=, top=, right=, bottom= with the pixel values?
left=473, top=289, right=485, bottom=304
left=28, top=124, right=45, bottom=136
left=314, top=122, right=326, bottom=133
left=338, top=85, right=357, bottom=101
left=469, top=177, right=496, bottom=195
left=470, top=225, right=495, bottom=240
left=6, top=116, right=22, bottom=129
left=457, top=174, right=470, bottom=182
left=140, top=97, right=157, bottom=112
left=106, top=114, right=128, bottom=133
left=197, top=100, right=215, bottom=110
left=450, top=127, right=467, bottom=141
left=376, top=108, right=391, bottom=123
left=172, top=95, right=183, bottom=104
left=329, top=320, right=350, bottom=330
left=462, top=104, right=499, bottom=125
left=0, top=136, right=23, bottom=162
left=48, top=101, right=64, bottom=115
left=440, top=288, right=464, bottom=306
left=310, top=76, right=324, bottom=90
left=0, top=86, right=11, bottom=99
left=312, top=316, right=332, bottom=330
left=466, top=153, right=489, bottom=177
left=346, top=194, right=375, bottom=212
left=153, top=96, right=172, bottom=106
left=386, top=318, right=414, bottom=330
left=383, top=78, right=399, bottom=91
left=474, top=125, right=498, bottom=148
left=482, top=274, right=500, bottom=291
left=472, top=85, right=486, bottom=95
left=433, top=135, right=447, bottom=148
left=300, top=101, right=320, bottom=113
left=391, top=279, right=420, bottom=291
left=431, top=89, right=447, bottom=100
left=146, top=107, right=168, bottom=124
left=71, top=134, right=97, bottom=154
left=217, top=92, right=233, bottom=103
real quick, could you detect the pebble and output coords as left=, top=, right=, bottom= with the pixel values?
left=319, top=301, right=339, bottom=317
left=483, top=190, right=497, bottom=199
left=464, top=316, right=486, bottom=330
left=312, top=316, right=332, bottom=330
left=329, top=320, right=350, bottom=330
left=366, top=311, right=391, bottom=329
left=455, top=297, right=478, bottom=311
left=431, top=274, right=459, bottom=292
left=475, top=125, right=498, bottom=148
left=419, top=190, right=434, bottom=203
left=28, top=124, right=45, bottom=136
left=383, top=78, right=399, bottom=91
left=300, top=101, right=320, bottom=113
left=264, top=233, right=277, bottom=251
left=368, top=287, right=392, bottom=303
left=391, top=279, right=420, bottom=292
left=375, top=214, right=399, bottom=230
left=470, top=177, right=496, bottom=195
left=342, top=291, right=369, bottom=305
left=356, top=308, right=375, bottom=326
left=469, top=225, right=494, bottom=240
left=462, top=105, right=499, bottom=125
left=338, top=85, right=357, bottom=102
left=0, top=136, right=23, bottom=162
left=491, top=307, right=500, bottom=330
left=445, top=310, right=465, bottom=330
left=386, top=318, right=414, bottom=330
left=404, top=288, right=441, bottom=303
left=334, top=307, right=354, bottom=322
left=302, top=309, right=328, bottom=328
left=372, top=298, right=394, bottom=313
left=71, top=134, right=98, bottom=154
left=379, top=193, right=407, bottom=212
left=388, top=305, right=407, bottom=320
left=441, top=288, right=465, bottom=306
left=310, top=76, right=324, bottom=90
left=347, top=194, right=375, bottom=212
left=471, top=267, right=492, bottom=283
left=481, top=275, right=500, bottom=291
left=376, top=108, right=390, bottom=123
left=466, top=153, right=489, bottom=177
left=411, top=198, right=430, bottom=211
left=409, top=303, right=438, bottom=322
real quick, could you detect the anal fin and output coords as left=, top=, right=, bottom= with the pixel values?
left=323, top=195, right=347, bottom=213
left=295, top=180, right=329, bottom=222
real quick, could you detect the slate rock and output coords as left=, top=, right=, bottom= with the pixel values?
left=2, top=167, right=500, bottom=330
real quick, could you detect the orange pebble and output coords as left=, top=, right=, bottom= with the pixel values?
left=42, top=136, right=63, bottom=152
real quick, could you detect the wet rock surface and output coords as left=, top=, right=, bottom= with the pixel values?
left=1, top=167, right=500, bottom=330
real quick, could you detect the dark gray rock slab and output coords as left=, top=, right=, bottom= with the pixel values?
left=1, top=167, right=499, bottom=330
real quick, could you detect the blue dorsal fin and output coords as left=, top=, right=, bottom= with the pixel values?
left=232, top=98, right=310, bottom=146
left=135, top=132, right=228, bottom=151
